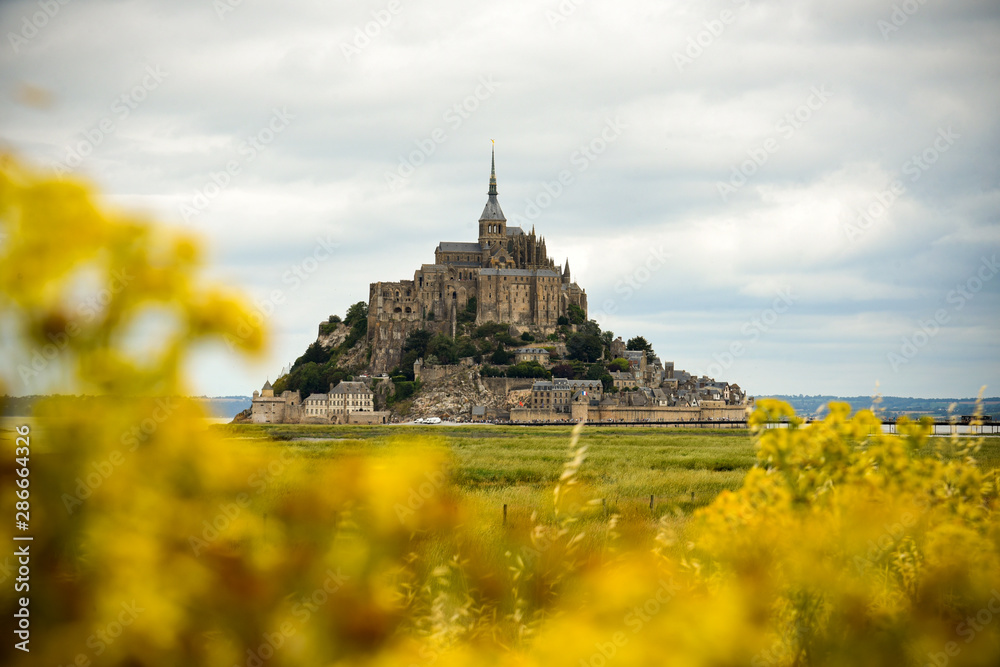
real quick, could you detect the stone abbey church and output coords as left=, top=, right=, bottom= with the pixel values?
left=368, top=150, right=588, bottom=373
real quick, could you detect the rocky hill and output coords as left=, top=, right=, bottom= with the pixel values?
left=405, top=368, right=531, bottom=420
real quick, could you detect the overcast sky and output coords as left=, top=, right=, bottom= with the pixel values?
left=2, top=0, right=998, bottom=399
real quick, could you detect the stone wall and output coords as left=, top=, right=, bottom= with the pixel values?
left=414, top=361, right=474, bottom=383
left=349, top=411, right=391, bottom=425
left=507, top=404, right=748, bottom=423
left=510, top=407, right=571, bottom=422
left=587, top=406, right=700, bottom=422
left=699, top=404, right=749, bottom=421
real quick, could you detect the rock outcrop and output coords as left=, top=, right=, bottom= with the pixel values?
left=407, top=367, right=526, bottom=420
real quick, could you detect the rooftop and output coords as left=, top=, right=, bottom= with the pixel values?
left=438, top=242, right=482, bottom=253
left=331, top=381, right=373, bottom=395
left=481, top=268, right=560, bottom=277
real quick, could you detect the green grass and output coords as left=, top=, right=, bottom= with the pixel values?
left=213, top=424, right=1000, bottom=522
left=214, top=424, right=759, bottom=519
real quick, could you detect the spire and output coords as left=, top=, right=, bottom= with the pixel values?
left=563, top=259, right=570, bottom=277
left=488, top=140, right=498, bottom=196
left=479, top=141, right=506, bottom=223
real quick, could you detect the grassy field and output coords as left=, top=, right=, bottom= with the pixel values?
left=213, top=423, right=1000, bottom=532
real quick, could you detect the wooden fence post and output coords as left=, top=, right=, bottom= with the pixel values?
left=503, top=504, right=507, bottom=526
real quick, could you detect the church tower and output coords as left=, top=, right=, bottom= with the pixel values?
left=478, top=145, right=506, bottom=247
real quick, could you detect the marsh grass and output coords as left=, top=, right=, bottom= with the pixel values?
left=217, top=424, right=1000, bottom=509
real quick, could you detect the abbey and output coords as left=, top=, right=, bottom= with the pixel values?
left=368, top=150, right=588, bottom=373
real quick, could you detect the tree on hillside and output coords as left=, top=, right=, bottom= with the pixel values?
left=457, top=297, right=477, bottom=325
left=490, top=346, right=513, bottom=365
left=287, top=362, right=326, bottom=396
left=344, top=301, right=368, bottom=328
left=566, top=332, right=603, bottom=363
left=568, top=304, right=586, bottom=325
left=585, top=362, right=608, bottom=380
left=427, top=333, right=458, bottom=365
left=608, top=358, right=630, bottom=373
left=295, top=341, right=334, bottom=368
left=551, top=363, right=575, bottom=379
left=505, top=361, right=551, bottom=379
left=473, top=321, right=508, bottom=339
left=404, top=329, right=433, bottom=356
left=626, top=336, right=653, bottom=353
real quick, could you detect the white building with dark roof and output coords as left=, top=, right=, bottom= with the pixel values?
left=329, top=381, right=374, bottom=418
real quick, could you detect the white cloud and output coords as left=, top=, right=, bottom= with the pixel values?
left=0, top=0, right=997, bottom=398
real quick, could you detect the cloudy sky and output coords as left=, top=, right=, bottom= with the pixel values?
left=2, top=0, right=998, bottom=399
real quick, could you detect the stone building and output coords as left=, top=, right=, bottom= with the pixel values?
left=367, top=149, right=588, bottom=373
left=513, top=347, right=551, bottom=365
left=529, top=378, right=603, bottom=414
left=252, top=379, right=386, bottom=424
left=303, top=392, right=328, bottom=419
left=610, top=371, right=638, bottom=390
left=251, top=380, right=302, bottom=423
left=329, top=381, right=374, bottom=418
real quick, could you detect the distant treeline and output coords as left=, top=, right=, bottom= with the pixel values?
left=767, top=395, right=1000, bottom=420
left=1, top=395, right=252, bottom=419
